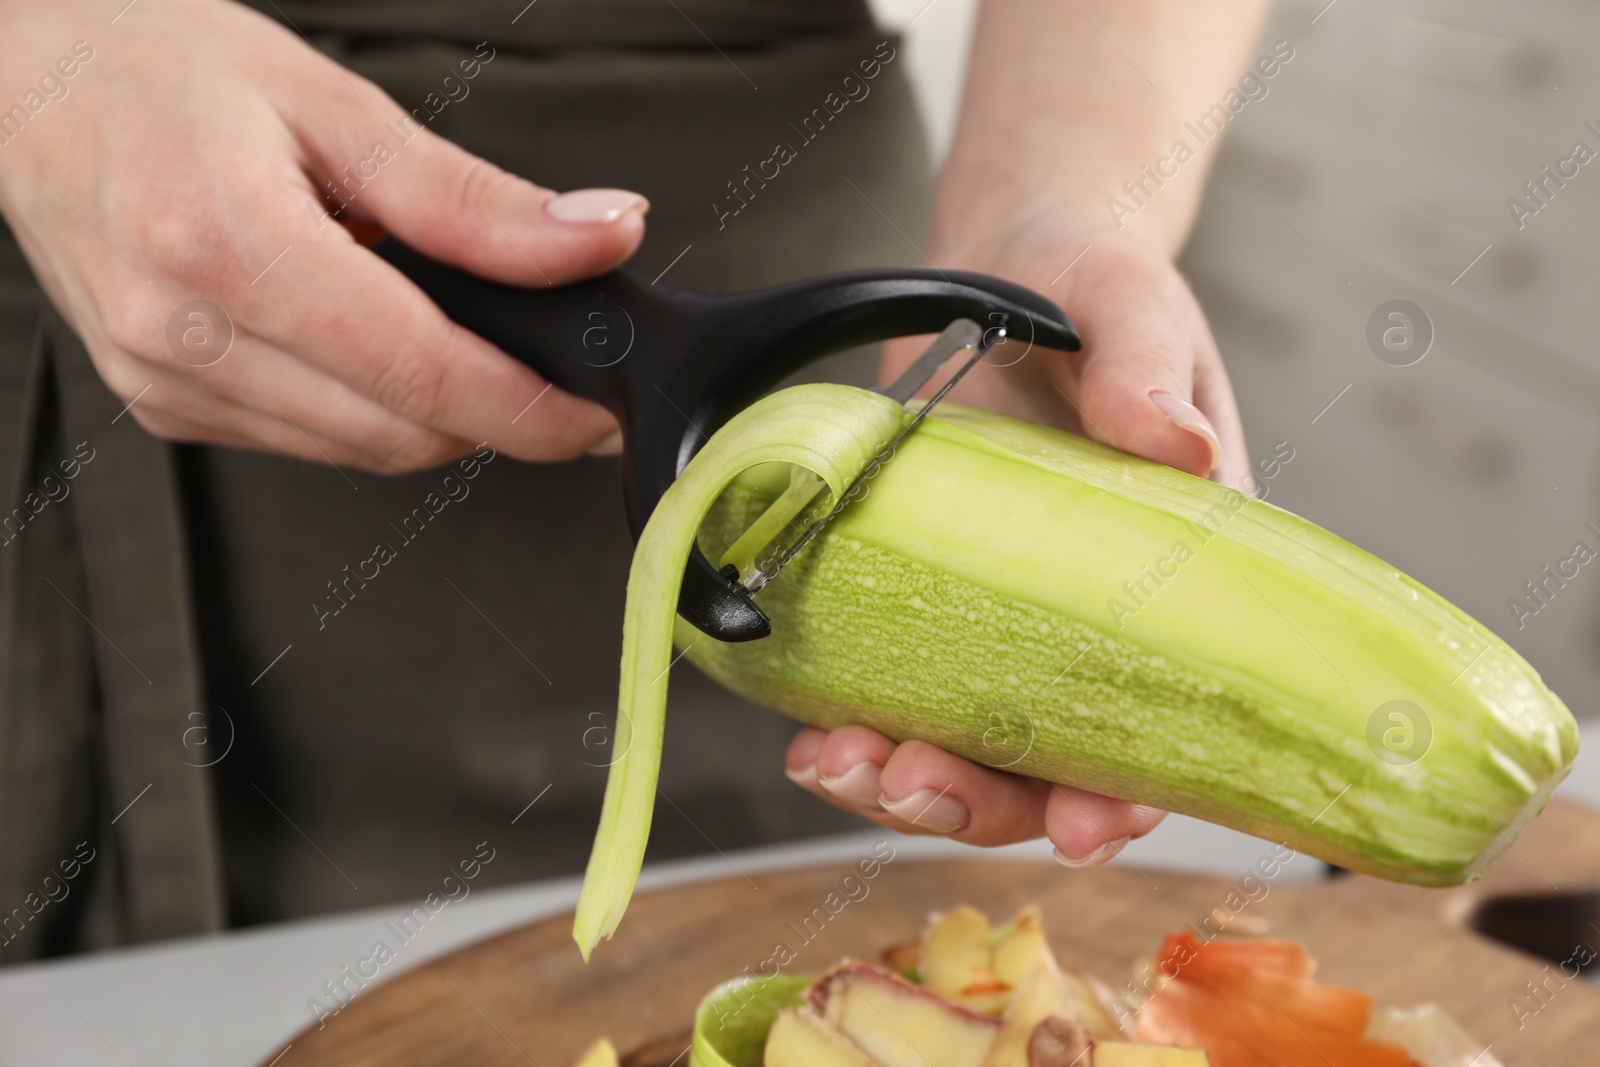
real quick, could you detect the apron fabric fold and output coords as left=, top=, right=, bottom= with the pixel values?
left=0, top=308, right=224, bottom=957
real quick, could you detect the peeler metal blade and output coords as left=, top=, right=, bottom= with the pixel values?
left=736, top=318, right=1001, bottom=594
left=875, top=318, right=985, bottom=403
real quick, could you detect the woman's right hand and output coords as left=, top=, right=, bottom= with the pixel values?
left=0, top=0, right=647, bottom=472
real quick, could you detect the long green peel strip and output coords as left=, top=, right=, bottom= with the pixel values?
left=572, top=385, right=905, bottom=959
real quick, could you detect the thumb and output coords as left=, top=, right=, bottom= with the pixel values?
left=1071, top=330, right=1221, bottom=479
left=1059, top=256, right=1221, bottom=478
left=296, top=88, right=647, bottom=286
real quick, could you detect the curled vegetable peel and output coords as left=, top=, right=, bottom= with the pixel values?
left=573, top=385, right=905, bottom=958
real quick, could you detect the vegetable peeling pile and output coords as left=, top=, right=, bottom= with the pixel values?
left=565, top=902, right=1507, bottom=1067
left=573, top=382, right=1577, bottom=958
left=673, top=902, right=1506, bottom=1067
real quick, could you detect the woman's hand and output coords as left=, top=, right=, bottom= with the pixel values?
left=891, top=224, right=1250, bottom=488
left=0, top=0, right=646, bottom=472
left=784, top=221, right=1249, bottom=865
left=785, top=727, right=1170, bottom=867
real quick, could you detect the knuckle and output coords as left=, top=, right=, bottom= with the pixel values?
left=130, top=191, right=235, bottom=285
left=90, top=347, right=155, bottom=404
left=335, top=70, right=394, bottom=114
left=96, top=285, right=166, bottom=358
left=1123, top=334, right=1189, bottom=373
left=511, top=428, right=587, bottom=464
left=127, top=406, right=189, bottom=442
left=343, top=448, right=407, bottom=475
left=373, top=435, right=460, bottom=475
left=363, top=327, right=455, bottom=427
left=364, top=454, right=417, bottom=476
left=455, top=156, right=517, bottom=214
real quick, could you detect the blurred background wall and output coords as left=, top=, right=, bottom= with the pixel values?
left=874, top=0, right=1600, bottom=722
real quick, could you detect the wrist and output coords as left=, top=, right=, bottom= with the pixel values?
left=925, top=200, right=1170, bottom=284
left=929, top=144, right=1208, bottom=271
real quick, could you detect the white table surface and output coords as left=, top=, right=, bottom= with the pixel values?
left=5, top=717, right=1596, bottom=1067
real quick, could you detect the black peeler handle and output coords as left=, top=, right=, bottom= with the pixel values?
left=373, top=238, right=1079, bottom=642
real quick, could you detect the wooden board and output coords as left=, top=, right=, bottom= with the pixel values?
left=268, top=799, right=1600, bottom=1067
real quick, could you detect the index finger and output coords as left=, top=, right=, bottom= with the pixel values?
left=238, top=226, right=618, bottom=462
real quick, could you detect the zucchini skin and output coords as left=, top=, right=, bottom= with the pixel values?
left=687, top=399, right=1577, bottom=885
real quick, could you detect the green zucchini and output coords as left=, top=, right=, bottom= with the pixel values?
left=573, top=383, right=1576, bottom=959
left=690, top=975, right=813, bottom=1067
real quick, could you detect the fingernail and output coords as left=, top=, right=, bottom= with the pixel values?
left=1149, top=390, right=1221, bottom=473
left=784, top=762, right=819, bottom=789
left=880, top=788, right=969, bottom=834
left=1053, top=836, right=1130, bottom=868
left=818, top=762, right=885, bottom=811
left=586, top=430, right=624, bottom=456
left=546, top=188, right=650, bottom=224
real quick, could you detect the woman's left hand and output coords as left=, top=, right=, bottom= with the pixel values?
left=888, top=223, right=1250, bottom=487
left=783, top=220, right=1249, bottom=865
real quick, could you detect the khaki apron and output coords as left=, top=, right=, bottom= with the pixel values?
left=0, top=0, right=931, bottom=958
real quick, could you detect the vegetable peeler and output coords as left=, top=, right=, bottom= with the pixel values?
left=374, top=239, right=1079, bottom=643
